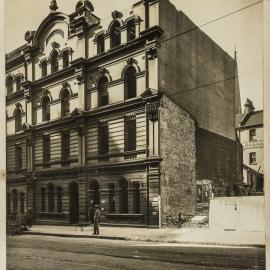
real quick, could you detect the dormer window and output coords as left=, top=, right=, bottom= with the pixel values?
left=51, top=51, right=59, bottom=73
left=110, top=21, right=121, bottom=49
left=6, top=76, right=13, bottom=95
left=63, top=50, right=70, bottom=68
left=127, top=20, right=136, bottom=42
left=97, top=34, right=105, bottom=54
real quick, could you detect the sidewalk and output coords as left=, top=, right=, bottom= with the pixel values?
left=22, top=225, right=265, bottom=247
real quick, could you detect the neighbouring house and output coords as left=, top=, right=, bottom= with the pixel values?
left=6, top=0, right=242, bottom=227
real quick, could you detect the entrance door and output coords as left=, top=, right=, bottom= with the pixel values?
left=69, top=182, right=79, bottom=224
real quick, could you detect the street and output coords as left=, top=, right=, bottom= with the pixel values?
left=7, top=235, right=265, bottom=270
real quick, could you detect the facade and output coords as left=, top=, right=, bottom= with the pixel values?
left=236, top=99, right=264, bottom=193
left=6, top=0, right=242, bottom=226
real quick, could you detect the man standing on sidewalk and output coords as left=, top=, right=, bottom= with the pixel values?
left=93, top=205, right=101, bottom=235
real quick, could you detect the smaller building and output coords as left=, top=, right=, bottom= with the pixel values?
left=236, top=99, right=264, bottom=194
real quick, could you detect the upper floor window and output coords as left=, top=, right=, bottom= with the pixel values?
left=6, top=76, right=13, bottom=95
left=98, top=76, right=109, bottom=106
left=124, top=66, right=137, bottom=100
left=43, top=135, right=50, bottom=164
left=42, top=95, right=50, bottom=122
left=98, top=123, right=109, bottom=155
left=62, top=50, right=70, bottom=68
left=124, top=117, right=136, bottom=151
left=51, top=51, right=59, bottom=73
left=61, top=132, right=70, bottom=164
left=97, top=35, right=105, bottom=54
left=61, top=89, right=70, bottom=117
left=249, top=129, right=256, bottom=141
left=110, top=21, right=121, bottom=48
left=15, top=75, right=22, bottom=92
left=249, top=152, right=256, bottom=164
left=40, top=60, right=48, bottom=77
left=127, top=20, right=136, bottom=42
left=14, top=108, right=22, bottom=132
left=15, top=145, right=22, bottom=170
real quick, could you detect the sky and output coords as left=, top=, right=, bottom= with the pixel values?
left=5, top=0, right=263, bottom=111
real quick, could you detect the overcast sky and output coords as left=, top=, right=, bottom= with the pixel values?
left=5, top=0, right=263, bottom=111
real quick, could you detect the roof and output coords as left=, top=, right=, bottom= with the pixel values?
left=236, top=110, right=263, bottom=128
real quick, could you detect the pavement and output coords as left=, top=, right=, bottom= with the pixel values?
left=21, top=224, right=265, bottom=247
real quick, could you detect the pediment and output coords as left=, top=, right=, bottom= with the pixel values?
left=140, top=88, right=159, bottom=98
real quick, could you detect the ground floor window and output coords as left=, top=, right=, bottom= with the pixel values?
left=133, top=182, right=140, bottom=214
left=7, top=193, right=11, bottom=215
left=108, top=183, right=115, bottom=213
left=57, top=187, right=62, bottom=213
left=48, top=183, right=54, bottom=212
left=89, top=180, right=100, bottom=206
left=12, top=190, right=18, bottom=214
left=20, top=192, right=25, bottom=213
left=41, top=187, right=46, bottom=212
left=119, top=179, right=128, bottom=213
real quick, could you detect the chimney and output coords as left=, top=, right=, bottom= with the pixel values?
left=244, top=98, right=255, bottom=115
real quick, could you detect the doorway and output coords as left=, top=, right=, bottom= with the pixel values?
left=69, top=182, right=79, bottom=224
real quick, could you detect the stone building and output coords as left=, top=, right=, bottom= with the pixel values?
left=236, top=99, right=264, bottom=194
left=6, top=0, right=242, bottom=226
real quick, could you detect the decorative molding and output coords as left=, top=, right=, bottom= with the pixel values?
left=146, top=103, right=159, bottom=122
left=111, top=10, right=123, bottom=20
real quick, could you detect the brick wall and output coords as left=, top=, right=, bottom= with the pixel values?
left=159, top=95, right=196, bottom=221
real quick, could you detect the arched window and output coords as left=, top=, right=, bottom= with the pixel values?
left=6, top=76, right=13, bottom=95
left=14, top=108, right=22, bottom=132
left=12, top=189, right=18, bottom=214
left=57, top=186, right=62, bottom=213
left=97, top=35, right=105, bottom=54
left=98, top=76, right=109, bottom=106
left=133, top=182, right=140, bottom=214
left=108, top=183, right=115, bottom=213
left=127, top=20, right=136, bottom=42
left=7, top=193, right=11, bottom=215
left=61, top=89, right=70, bottom=117
left=124, top=66, right=137, bottom=100
left=119, top=179, right=128, bottom=213
left=15, top=76, right=22, bottom=92
left=89, top=180, right=100, bottom=206
left=110, top=21, right=121, bottom=48
left=48, top=183, right=54, bottom=212
left=42, top=95, right=50, bottom=121
left=51, top=51, right=59, bottom=73
left=20, top=192, right=25, bottom=214
left=63, top=50, right=70, bottom=68
left=41, top=187, right=46, bottom=212
left=41, top=60, right=48, bottom=77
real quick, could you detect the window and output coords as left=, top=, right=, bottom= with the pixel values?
left=6, top=76, right=13, bottom=95
left=48, top=183, right=54, bottom=212
left=133, top=182, right=140, bottom=214
left=43, top=135, right=50, bottom=164
left=41, top=61, right=47, bottom=77
left=124, top=66, right=137, bottom=100
left=7, top=193, right=11, bottom=215
left=63, top=50, right=70, bottom=68
left=20, top=193, right=25, bottom=214
left=98, top=76, right=109, bottom=106
left=41, top=187, right=46, bottom=212
left=97, top=35, right=105, bottom=54
left=119, top=179, right=128, bottom=213
left=98, top=123, right=109, bottom=155
left=110, top=21, right=121, bottom=48
left=42, top=96, right=50, bottom=121
left=89, top=180, right=100, bottom=206
left=61, top=89, right=70, bottom=117
left=57, top=187, right=62, bottom=213
left=124, top=118, right=136, bottom=151
left=51, top=51, right=59, bottom=73
left=15, top=146, right=22, bottom=170
left=61, top=132, right=70, bottom=164
left=15, top=76, right=22, bottom=92
left=108, top=183, right=115, bottom=213
left=127, top=20, right=136, bottom=42
left=12, top=189, right=18, bottom=214
left=249, top=129, right=256, bottom=141
left=249, top=152, right=256, bottom=164
left=14, top=108, right=22, bottom=132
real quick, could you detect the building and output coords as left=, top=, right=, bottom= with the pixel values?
left=236, top=99, right=264, bottom=194
left=6, top=0, right=242, bottom=227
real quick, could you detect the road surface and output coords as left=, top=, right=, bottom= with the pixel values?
left=7, top=235, right=265, bottom=270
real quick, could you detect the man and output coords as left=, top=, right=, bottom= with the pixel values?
left=93, top=205, right=101, bottom=235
